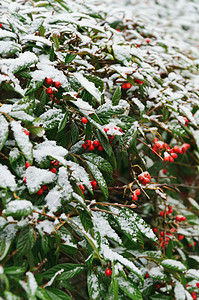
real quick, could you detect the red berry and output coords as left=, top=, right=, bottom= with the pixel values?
left=173, top=146, right=179, bottom=153
left=104, top=128, right=109, bottom=132
left=194, top=241, right=197, bottom=246
left=42, top=185, right=48, bottom=191
left=170, top=228, right=176, bottom=233
left=23, top=129, right=29, bottom=136
left=122, top=83, right=127, bottom=89
left=153, top=138, right=159, bottom=143
left=132, top=194, right=138, bottom=201
left=175, top=215, right=181, bottom=222
left=171, top=153, right=177, bottom=159
left=196, top=283, right=199, bottom=288
left=160, top=232, right=164, bottom=237
left=188, top=244, right=193, bottom=248
left=146, top=38, right=150, bottom=43
left=135, top=189, right=141, bottom=196
left=79, top=184, right=85, bottom=191
left=138, top=174, right=144, bottom=181
left=0, top=23, right=2, bottom=28
left=85, top=140, right=92, bottom=146
left=142, top=178, right=150, bottom=185
left=125, top=83, right=131, bottom=89
left=82, top=143, right=87, bottom=149
left=49, top=168, right=56, bottom=173
left=46, top=87, right=53, bottom=95
left=81, top=117, right=88, bottom=124
left=145, top=272, right=149, bottom=278
left=93, top=140, right=99, bottom=147
left=105, top=269, right=112, bottom=276
left=159, top=211, right=164, bottom=217
left=55, top=81, right=61, bottom=88
left=191, top=292, right=197, bottom=300
left=25, top=162, right=31, bottom=169
left=98, top=145, right=103, bottom=151
left=116, top=29, right=120, bottom=32
left=37, top=188, right=43, bottom=195
left=135, top=78, right=141, bottom=84
left=162, top=169, right=167, bottom=174
left=88, top=144, right=94, bottom=151
left=91, top=180, right=97, bottom=187
left=46, top=78, right=53, bottom=85
left=178, top=234, right=184, bottom=240
left=153, top=228, right=158, bottom=233
left=23, top=177, right=27, bottom=183
left=180, top=216, right=186, bottom=222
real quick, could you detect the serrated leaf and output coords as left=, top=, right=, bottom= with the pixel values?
left=112, top=86, right=121, bottom=106
left=43, top=263, right=85, bottom=280
left=25, top=81, right=43, bottom=96
left=118, top=277, right=143, bottom=300
left=16, top=226, right=35, bottom=257
left=46, top=288, right=72, bottom=300
left=85, top=161, right=108, bottom=200
left=96, top=129, right=113, bottom=157
left=0, top=236, right=13, bottom=262
left=65, top=53, right=77, bottom=64
left=185, top=269, right=199, bottom=280
left=82, top=153, right=113, bottom=173
left=0, top=114, right=9, bottom=151
left=36, top=287, right=51, bottom=300
left=149, top=267, right=168, bottom=280
left=4, top=266, right=26, bottom=275
left=71, top=121, right=79, bottom=144
left=87, top=269, right=100, bottom=300
left=161, top=259, right=187, bottom=272
left=78, top=208, right=93, bottom=231
left=174, top=281, right=186, bottom=300
left=57, top=111, right=68, bottom=132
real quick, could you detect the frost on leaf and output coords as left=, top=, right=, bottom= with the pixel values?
left=4, top=200, right=33, bottom=218
left=0, top=164, right=17, bottom=191
left=161, top=259, right=187, bottom=271
left=33, top=140, right=68, bottom=165
left=26, top=166, right=56, bottom=194
left=0, top=114, right=9, bottom=151
left=174, top=280, right=186, bottom=300
left=11, top=120, right=33, bottom=163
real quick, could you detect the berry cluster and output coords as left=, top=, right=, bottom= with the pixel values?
left=82, top=140, right=104, bottom=151
left=138, top=171, right=151, bottom=185
left=175, top=215, right=186, bottom=222
left=152, top=138, right=190, bottom=162
left=46, top=77, right=61, bottom=102
left=122, top=82, right=131, bottom=89
left=159, top=205, right=173, bottom=217
left=132, top=189, right=141, bottom=201
left=134, top=78, right=144, bottom=84
left=79, top=180, right=98, bottom=194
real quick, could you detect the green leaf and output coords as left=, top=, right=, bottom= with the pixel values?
left=82, top=153, right=113, bottom=173
left=43, top=263, right=85, bottom=280
left=36, top=287, right=51, bottom=300
left=46, top=288, right=72, bottom=300
left=118, top=277, right=143, bottom=300
left=16, top=226, right=35, bottom=257
left=0, top=163, right=17, bottom=191
left=85, top=161, right=108, bottom=200
left=161, top=259, right=187, bottom=272
left=65, top=53, right=77, bottom=64
left=96, top=129, right=114, bottom=157
left=71, top=121, right=79, bottom=144
left=5, top=266, right=26, bottom=275
left=112, top=86, right=121, bottom=106
left=57, top=111, right=68, bottom=133
left=52, top=35, right=59, bottom=51
left=78, top=208, right=93, bottom=231
left=0, top=236, right=13, bottom=262
left=9, top=148, right=26, bottom=178
left=4, top=291, right=20, bottom=300
left=50, top=44, right=55, bottom=62
left=87, top=269, right=100, bottom=300
left=124, top=126, right=137, bottom=152
left=0, top=114, right=9, bottom=151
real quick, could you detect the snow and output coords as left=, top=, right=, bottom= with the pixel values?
left=11, top=120, right=33, bottom=163
left=44, top=269, right=64, bottom=287
left=26, top=272, right=38, bottom=296
left=161, top=259, right=187, bottom=271
left=33, top=140, right=68, bottom=165
left=0, top=114, right=9, bottom=150
left=174, top=281, right=186, bottom=300
left=65, top=160, right=92, bottom=189
left=0, top=164, right=17, bottom=191
left=5, top=200, right=33, bottom=214
left=36, top=220, right=55, bottom=234
left=26, top=166, right=56, bottom=193
left=73, top=72, right=102, bottom=103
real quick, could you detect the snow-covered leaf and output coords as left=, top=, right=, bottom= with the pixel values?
left=0, top=164, right=17, bottom=191
left=4, top=200, right=33, bottom=218
left=0, top=114, right=9, bottom=151
left=161, top=259, right=187, bottom=272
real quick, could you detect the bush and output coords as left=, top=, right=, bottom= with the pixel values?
left=0, top=0, right=199, bottom=299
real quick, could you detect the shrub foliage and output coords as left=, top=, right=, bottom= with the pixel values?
left=0, top=0, right=199, bottom=299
